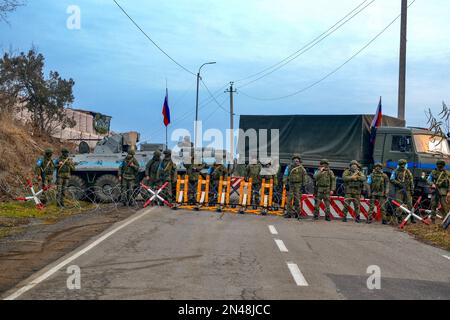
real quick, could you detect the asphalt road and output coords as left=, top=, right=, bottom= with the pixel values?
left=2, top=207, right=450, bottom=300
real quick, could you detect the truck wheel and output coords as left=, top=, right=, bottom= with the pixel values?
left=94, top=175, right=121, bottom=203
left=67, top=176, right=87, bottom=200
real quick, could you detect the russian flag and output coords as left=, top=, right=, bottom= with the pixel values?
left=162, top=88, right=171, bottom=127
left=370, top=97, right=383, bottom=144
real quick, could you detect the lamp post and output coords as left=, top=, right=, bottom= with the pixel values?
left=195, top=62, right=216, bottom=149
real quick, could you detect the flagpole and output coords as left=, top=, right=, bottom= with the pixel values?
left=165, top=78, right=168, bottom=151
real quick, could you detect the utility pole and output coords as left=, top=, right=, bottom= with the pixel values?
left=225, top=82, right=237, bottom=161
left=398, top=0, right=408, bottom=121
left=195, top=62, right=216, bottom=149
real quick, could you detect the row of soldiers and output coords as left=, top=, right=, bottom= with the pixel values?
left=34, top=148, right=75, bottom=207
left=36, top=147, right=449, bottom=225
left=276, top=154, right=448, bottom=225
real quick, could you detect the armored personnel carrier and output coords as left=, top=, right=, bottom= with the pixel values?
left=68, top=132, right=164, bottom=202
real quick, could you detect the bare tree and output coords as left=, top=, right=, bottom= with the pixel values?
left=426, top=102, right=449, bottom=145
left=0, top=0, right=25, bottom=24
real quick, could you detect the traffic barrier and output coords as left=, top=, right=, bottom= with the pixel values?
left=214, top=176, right=231, bottom=212
left=141, top=181, right=173, bottom=208
left=15, top=179, right=51, bottom=210
left=195, top=175, right=210, bottom=210
left=391, top=197, right=430, bottom=229
left=260, top=178, right=273, bottom=215
left=301, top=195, right=381, bottom=221
left=173, top=175, right=189, bottom=209
left=235, top=178, right=252, bottom=214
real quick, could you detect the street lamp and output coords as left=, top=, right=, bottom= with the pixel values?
left=195, top=62, right=216, bottom=149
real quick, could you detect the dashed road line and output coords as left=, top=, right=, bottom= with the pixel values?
left=268, top=225, right=278, bottom=235
left=287, top=262, right=309, bottom=287
left=274, top=239, right=288, bottom=252
left=3, top=207, right=155, bottom=300
left=443, top=255, right=450, bottom=260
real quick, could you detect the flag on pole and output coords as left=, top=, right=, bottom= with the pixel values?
left=162, top=88, right=171, bottom=127
left=370, top=97, right=383, bottom=144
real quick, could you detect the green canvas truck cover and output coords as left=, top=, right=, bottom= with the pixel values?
left=238, top=114, right=405, bottom=166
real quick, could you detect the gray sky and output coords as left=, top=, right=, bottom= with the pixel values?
left=1, top=0, right=449, bottom=146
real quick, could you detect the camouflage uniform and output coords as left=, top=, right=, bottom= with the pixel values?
left=246, top=161, right=262, bottom=207
left=185, top=160, right=206, bottom=204
left=367, top=163, right=389, bottom=224
left=35, top=149, right=55, bottom=204
left=342, top=160, right=366, bottom=223
left=56, top=149, right=75, bottom=208
left=144, top=150, right=161, bottom=189
left=313, top=159, right=336, bottom=221
left=390, top=159, right=414, bottom=221
left=119, top=150, right=140, bottom=206
left=157, top=150, right=177, bottom=203
left=427, top=160, right=450, bottom=223
left=283, top=154, right=307, bottom=219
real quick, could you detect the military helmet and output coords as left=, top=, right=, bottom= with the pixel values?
left=436, top=160, right=446, bottom=166
left=61, top=148, right=69, bottom=155
left=374, top=162, right=383, bottom=168
left=350, top=160, right=361, bottom=168
left=44, top=148, right=53, bottom=155
left=153, top=150, right=161, bottom=157
left=292, top=153, right=302, bottom=161
left=398, top=159, right=407, bottom=166
left=320, top=159, right=329, bottom=165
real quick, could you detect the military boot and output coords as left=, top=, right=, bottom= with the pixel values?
left=325, top=214, right=331, bottom=222
left=342, top=214, right=348, bottom=223
left=355, top=215, right=361, bottom=224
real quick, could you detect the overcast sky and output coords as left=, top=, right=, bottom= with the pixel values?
left=1, top=0, right=449, bottom=147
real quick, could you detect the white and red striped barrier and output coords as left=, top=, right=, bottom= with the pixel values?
left=391, top=198, right=429, bottom=229
left=15, top=180, right=50, bottom=210
left=301, top=195, right=381, bottom=221
left=141, top=182, right=173, bottom=208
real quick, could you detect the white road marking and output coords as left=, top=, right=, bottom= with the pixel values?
left=3, top=208, right=155, bottom=300
left=268, top=225, right=278, bottom=235
left=443, top=255, right=450, bottom=260
left=287, top=262, right=309, bottom=287
left=274, top=239, right=288, bottom=252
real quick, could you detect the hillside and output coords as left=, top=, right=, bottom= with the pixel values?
left=0, top=115, right=75, bottom=201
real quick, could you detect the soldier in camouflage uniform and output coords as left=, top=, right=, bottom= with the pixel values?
left=390, top=159, right=415, bottom=223
left=313, top=159, right=336, bottom=221
left=283, top=154, right=307, bottom=219
left=367, top=163, right=389, bottom=224
left=246, top=155, right=262, bottom=208
left=119, top=149, right=140, bottom=206
left=157, top=149, right=177, bottom=203
left=427, top=160, right=450, bottom=224
left=185, top=156, right=206, bottom=204
left=56, top=148, right=75, bottom=208
left=35, top=149, right=55, bottom=205
left=342, top=160, right=366, bottom=223
left=145, top=150, right=161, bottom=189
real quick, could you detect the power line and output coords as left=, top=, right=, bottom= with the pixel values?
left=234, top=0, right=375, bottom=88
left=113, top=0, right=196, bottom=76
left=240, top=0, right=416, bottom=102
left=201, top=80, right=231, bottom=114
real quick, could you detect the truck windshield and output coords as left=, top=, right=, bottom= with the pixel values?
left=413, top=135, right=450, bottom=156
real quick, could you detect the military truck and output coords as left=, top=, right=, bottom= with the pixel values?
left=68, top=132, right=163, bottom=202
left=238, top=114, right=450, bottom=195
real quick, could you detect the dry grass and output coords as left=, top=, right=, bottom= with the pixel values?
left=403, top=222, right=450, bottom=251
left=0, top=115, right=75, bottom=200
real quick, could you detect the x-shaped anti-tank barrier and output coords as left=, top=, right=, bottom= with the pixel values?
left=15, top=179, right=54, bottom=210
left=140, top=181, right=173, bottom=209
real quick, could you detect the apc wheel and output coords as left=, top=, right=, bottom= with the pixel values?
left=94, top=175, right=121, bottom=203
left=67, top=176, right=87, bottom=200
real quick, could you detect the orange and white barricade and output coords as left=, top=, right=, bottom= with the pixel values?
left=173, top=175, right=190, bottom=210
left=259, top=178, right=273, bottom=215
left=214, top=176, right=231, bottom=212
left=194, top=175, right=210, bottom=211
